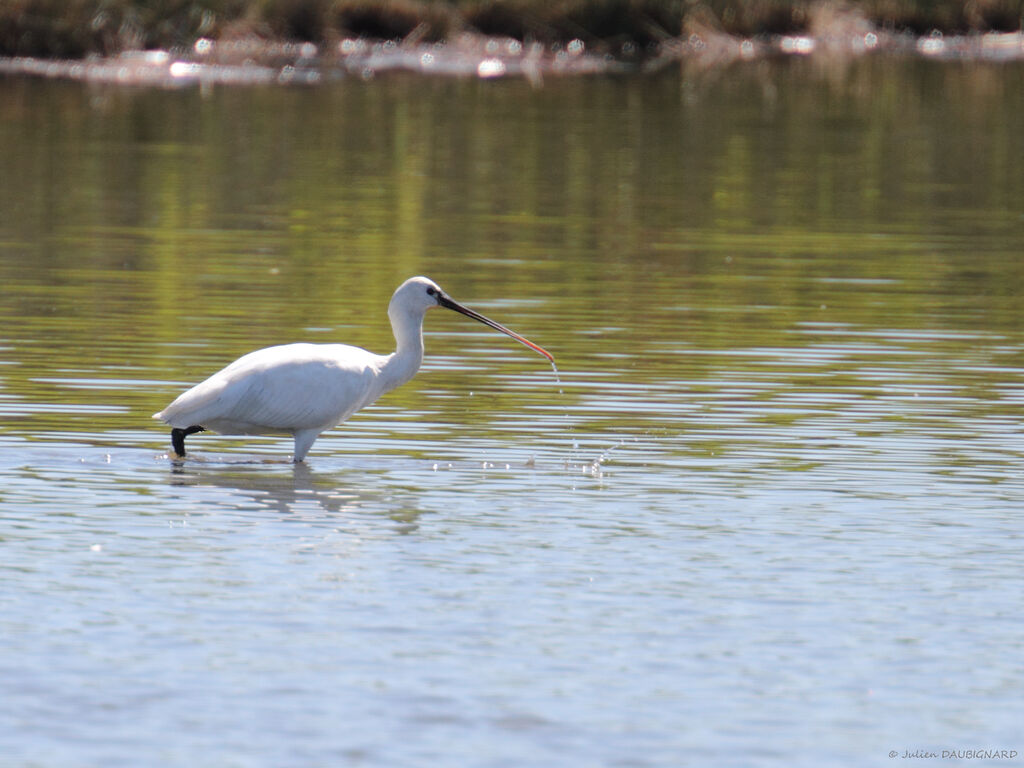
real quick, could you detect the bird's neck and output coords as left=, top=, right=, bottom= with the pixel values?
left=378, top=310, right=425, bottom=392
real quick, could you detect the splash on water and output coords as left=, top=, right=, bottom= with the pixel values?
left=583, top=436, right=642, bottom=479
left=548, top=359, right=581, bottom=461
left=547, top=358, right=640, bottom=481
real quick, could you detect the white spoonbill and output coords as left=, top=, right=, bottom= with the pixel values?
left=153, top=276, right=553, bottom=461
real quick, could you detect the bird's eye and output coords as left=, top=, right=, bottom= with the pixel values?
left=426, top=287, right=436, bottom=296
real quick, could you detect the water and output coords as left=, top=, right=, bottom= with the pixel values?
left=2, top=58, right=1024, bottom=766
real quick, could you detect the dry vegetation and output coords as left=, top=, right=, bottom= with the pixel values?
left=1, top=0, right=1021, bottom=58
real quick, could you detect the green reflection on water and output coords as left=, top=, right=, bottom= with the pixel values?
left=1, top=58, right=1023, bottom=459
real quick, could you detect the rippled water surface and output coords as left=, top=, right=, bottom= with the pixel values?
left=2, top=59, right=1024, bottom=766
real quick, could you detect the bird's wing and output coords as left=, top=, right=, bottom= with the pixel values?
left=154, top=343, right=383, bottom=434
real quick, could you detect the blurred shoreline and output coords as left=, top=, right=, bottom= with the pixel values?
left=2, top=1, right=1022, bottom=83
left=3, top=0, right=1022, bottom=59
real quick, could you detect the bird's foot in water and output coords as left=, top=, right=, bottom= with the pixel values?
left=171, top=425, right=206, bottom=457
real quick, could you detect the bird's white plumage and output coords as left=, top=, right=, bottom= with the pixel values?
left=153, top=275, right=551, bottom=461
left=154, top=343, right=384, bottom=435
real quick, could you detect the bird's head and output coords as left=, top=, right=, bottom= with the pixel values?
left=389, top=276, right=446, bottom=318
left=388, top=276, right=554, bottom=362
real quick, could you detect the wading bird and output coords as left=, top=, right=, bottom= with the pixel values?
left=153, top=276, right=553, bottom=461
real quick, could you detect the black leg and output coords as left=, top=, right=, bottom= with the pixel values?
left=171, top=425, right=205, bottom=457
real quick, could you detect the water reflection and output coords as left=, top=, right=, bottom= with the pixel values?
left=164, top=459, right=425, bottom=526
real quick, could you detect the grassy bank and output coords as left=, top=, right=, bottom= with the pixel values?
left=2, top=0, right=1022, bottom=59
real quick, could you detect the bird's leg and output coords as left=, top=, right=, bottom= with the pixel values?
left=292, top=428, right=321, bottom=463
left=171, top=425, right=206, bottom=457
